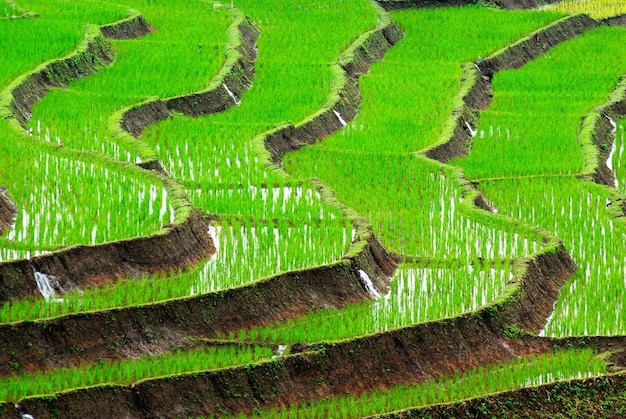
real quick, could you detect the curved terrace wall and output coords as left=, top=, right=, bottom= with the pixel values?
left=422, top=14, right=599, bottom=163
left=578, top=74, right=626, bottom=218
left=113, top=7, right=260, bottom=169
left=0, top=238, right=574, bottom=418
left=380, top=371, right=626, bottom=418
left=0, top=189, right=16, bottom=236
left=0, top=7, right=594, bottom=417
left=0, top=1, right=400, bottom=378
left=375, top=0, right=560, bottom=11
left=0, top=12, right=214, bottom=303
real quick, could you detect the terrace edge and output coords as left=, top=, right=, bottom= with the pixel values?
left=0, top=1, right=401, bottom=378
left=0, top=11, right=214, bottom=303
left=0, top=7, right=592, bottom=418
left=420, top=13, right=599, bottom=163
left=110, top=6, right=260, bottom=168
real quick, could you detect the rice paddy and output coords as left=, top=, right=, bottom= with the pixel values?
left=1, top=0, right=625, bottom=416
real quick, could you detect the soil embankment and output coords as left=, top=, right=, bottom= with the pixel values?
left=0, top=241, right=574, bottom=417
left=0, top=0, right=400, bottom=391
left=0, top=12, right=580, bottom=399
left=0, top=14, right=216, bottom=303
left=376, top=0, right=559, bottom=10
left=377, top=371, right=626, bottom=418
left=423, top=14, right=599, bottom=163
left=0, top=189, right=16, bottom=236
left=117, top=8, right=260, bottom=172
left=0, top=5, right=613, bottom=419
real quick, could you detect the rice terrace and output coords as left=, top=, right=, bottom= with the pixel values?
left=2, top=0, right=626, bottom=416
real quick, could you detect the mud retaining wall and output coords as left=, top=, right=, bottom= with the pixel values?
left=478, top=14, right=599, bottom=77
left=0, top=232, right=573, bottom=417
left=118, top=9, right=259, bottom=144
left=100, top=13, right=153, bottom=40
left=377, top=372, right=626, bottom=418
left=0, top=16, right=214, bottom=303
left=578, top=76, right=626, bottom=189
left=0, top=231, right=393, bottom=376
left=0, top=190, right=16, bottom=236
left=0, top=6, right=599, bottom=419
left=375, top=0, right=559, bottom=10
left=423, top=14, right=599, bottom=163
left=0, top=208, right=212, bottom=303
left=602, top=14, right=626, bottom=27
left=6, top=34, right=114, bottom=126
left=260, top=19, right=403, bottom=163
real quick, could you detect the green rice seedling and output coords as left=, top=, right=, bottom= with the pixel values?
left=455, top=26, right=626, bottom=179
left=28, top=0, right=231, bottom=162
left=136, top=0, right=377, bottom=283
left=451, top=25, right=626, bottom=336
left=284, top=6, right=562, bottom=261
left=237, top=260, right=513, bottom=344
left=0, top=216, right=350, bottom=323
left=142, top=0, right=379, bottom=189
left=0, top=344, right=273, bottom=402
left=480, top=177, right=626, bottom=336
left=293, top=6, right=564, bottom=154
left=188, top=182, right=343, bottom=223
left=0, top=133, right=172, bottom=257
left=550, top=0, right=626, bottom=19
left=244, top=349, right=605, bottom=418
left=0, top=0, right=126, bottom=86
left=287, top=150, right=542, bottom=260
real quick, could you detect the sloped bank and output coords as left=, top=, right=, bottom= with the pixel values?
left=0, top=188, right=16, bottom=236
left=256, top=4, right=403, bottom=162
left=421, top=13, right=599, bottom=163
left=375, top=0, right=560, bottom=10
left=0, top=9, right=586, bottom=417
left=0, top=4, right=400, bottom=378
left=0, top=234, right=574, bottom=418
left=109, top=6, right=260, bottom=170
left=0, top=12, right=214, bottom=303
left=377, top=371, right=626, bottom=418
left=578, top=74, right=626, bottom=215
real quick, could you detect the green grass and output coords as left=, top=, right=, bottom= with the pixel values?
left=480, top=177, right=626, bottom=336
left=284, top=6, right=563, bottom=260
left=287, top=151, right=542, bottom=259
left=452, top=25, right=626, bottom=336
left=0, top=135, right=172, bottom=256
left=0, top=0, right=126, bottom=86
left=0, top=217, right=350, bottom=323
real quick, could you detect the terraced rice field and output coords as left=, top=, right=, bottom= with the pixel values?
left=1, top=0, right=626, bottom=417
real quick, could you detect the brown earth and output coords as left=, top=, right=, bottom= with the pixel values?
left=0, top=230, right=393, bottom=376
left=120, top=14, right=259, bottom=146
left=100, top=14, right=154, bottom=40
left=376, top=0, right=560, bottom=11
left=0, top=5, right=618, bottom=419
left=0, top=190, right=16, bottom=236
left=0, top=16, right=218, bottom=303
left=0, top=233, right=573, bottom=417
left=377, top=370, right=626, bottom=419
left=424, top=14, right=599, bottom=163
left=263, top=22, right=404, bottom=163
